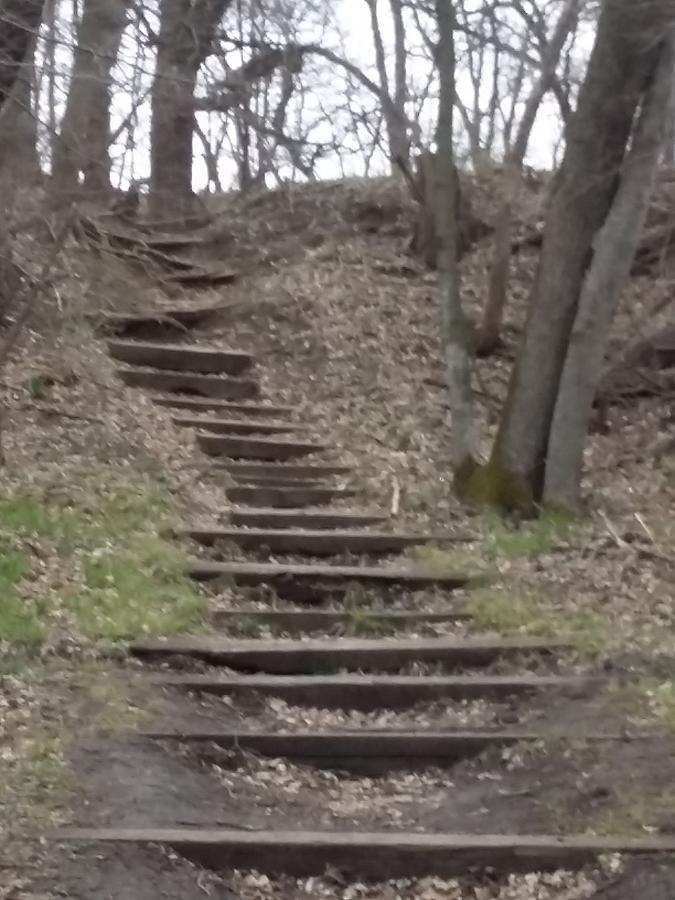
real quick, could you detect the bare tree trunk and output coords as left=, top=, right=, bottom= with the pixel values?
left=44, top=0, right=59, bottom=165
left=434, top=0, right=475, bottom=472
left=663, top=105, right=675, bottom=164
left=51, top=0, right=130, bottom=203
left=0, top=0, right=45, bottom=109
left=0, top=33, right=40, bottom=181
left=149, top=0, right=232, bottom=220
left=467, top=0, right=673, bottom=511
left=364, top=0, right=409, bottom=170
left=477, top=0, right=580, bottom=357
left=544, top=33, right=675, bottom=509
left=389, top=0, right=408, bottom=165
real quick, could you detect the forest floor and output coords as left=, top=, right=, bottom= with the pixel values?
left=2, top=175, right=675, bottom=899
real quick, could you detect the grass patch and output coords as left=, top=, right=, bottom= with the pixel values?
left=469, top=586, right=609, bottom=657
left=0, top=465, right=207, bottom=649
left=409, top=511, right=578, bottom=580
left=0, top=542, right=44, bottom=645
left=621, top=678, right=675, bottom=732
left=232, top=615, right=264, bottom=638
left=409, top=544, right=495, bottom=580
left=481, top=509, right=577, bottom=562
left=344, top=607, right=398, bottom=637
left=66, top=539, right=205, bottom=640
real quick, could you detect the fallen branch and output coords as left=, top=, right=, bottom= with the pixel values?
left=21, top=403, right=104, bottom=425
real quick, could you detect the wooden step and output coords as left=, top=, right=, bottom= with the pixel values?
left=218, top=462, right=350, bottom=479
left=229, top=507, right=387, bottom=530
left=210, top=608, right=472, bottom=634
left=151, top=673, right=599, bottom=709
left=154, top=397, right=295, bottom=417
left=185, top=527, right=451, bottom=556
left=225, top=486, right=353, bottom=508
left=93, top=303, right=231, bottom=336
left=172, top=416, right=300, bottom=436
left=199, top=434, right=326, bottom=460
left=132, top=635, right=567, bottom=673
left=117, top=368, right=259, bottom=400
left=186, top=560, right=470, bottom=591
left=228, top=475, right=326, bottom=489
left=169, top=267, right=237, bottom=287
left=54, top=829, right=675, bottom=879
left=107, top=340, right=253, bottom=376
left=137, top=729, right=581, bottom=774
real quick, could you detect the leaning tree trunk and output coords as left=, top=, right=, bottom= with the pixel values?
left=433, top=0, right=475, bottom=473
left=466, top=0, right=674, bottom=511
left=0, top=0, right=45, bottom=109
left=543, top=33, right=675, bottom=509
left=149, top=0, right=232, bottom=220
left=476, top=0, right=580, bottom=358
left=51, top=0, right=131, bottom=203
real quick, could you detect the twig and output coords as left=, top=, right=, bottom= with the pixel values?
left=598, top=510, right=627, bottom=548
left=391, top=477, right=400, bottom=517
left=634, top=512, right=655, bottom=543
left=637, top=547, right=675, bottom=567
left=174, top=819, right=257, bottom=831
left=21, top=403, right=104, bottom=425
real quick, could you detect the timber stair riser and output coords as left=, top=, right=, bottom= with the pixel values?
left=137, top=730, right=626, bottom=775
left=228, top=476, right=328, bottom=489
left=131, top=635, right=568, bottom=673
left=210, top=608, right=473, bottom=634
left=184, top=528, right=447, bottom=556
left=55, top=830, right=675, bottom=879
left=225, top=485, right=353, bottom=507
left=153, top=397, right=295, bottom=417
left=172, top=416, right=301, bottom=436
left=185, top=559, right=469, bottom=591
left=217, top=462, right=351, bottom=478
left=198, top=433, right=326, bottom=460
left=118, top=368, right=259, bottom=400
left=154, top=674, right=597, bottom=709
left=229, top=507, right=387, bottom=530
left=107, top=340, right=254, bottom=375
left=93, top=304, right=230, bottom=335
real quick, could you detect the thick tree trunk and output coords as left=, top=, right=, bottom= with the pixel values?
left=0, top=0, right=45, bottom=109
left=149, top=0, right=232, bottom=220
left=543, top=34, right=675, bottom=509
left=477, top=0, right=580, bottom=357
left=434, top=0, right=475, bottom=471
left=472, top=0, right=670, bottom=510
left=51, top=0, right=130, bottom=202
left=0, top=33, right=40, bottom=181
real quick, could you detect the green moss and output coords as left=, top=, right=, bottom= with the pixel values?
left=456, top=457, right=535, bottom=514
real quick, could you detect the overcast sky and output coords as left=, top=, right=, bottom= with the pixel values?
left=97, top=1, right=580, bottom=190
